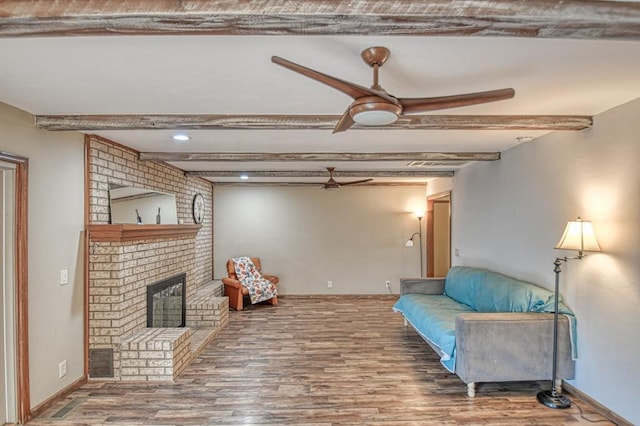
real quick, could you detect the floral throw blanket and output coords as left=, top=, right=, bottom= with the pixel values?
left=232, top=256, right=278, bottom=304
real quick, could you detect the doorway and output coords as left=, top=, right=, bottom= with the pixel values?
left=426, top=192, right=451, bottom=278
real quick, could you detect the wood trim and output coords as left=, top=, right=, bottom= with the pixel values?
left=0, top=152, right=32, bottom=423
left=29, top=376, right=87, bottom=421
left=16, top=159, right=30, bottom=423
left=210, top=185, right=215, bottom=281
left=35, top=114, right=593, bottom=131
left=83, top=136, right=91, bottom=378
left=563, top=382, right=634, bottom=426
left=426, top=191, right=451, bottom=278
left=0, top=152, right=28, bottom=164
left=1, top=1, right=639, bottom=40
left=427, top=191, right=452, bottom=200
left=140, top=152, right=500, bottom=163
left=87, top=224, right=201, bottom=242
left=426, top=199, right=435, bottom=277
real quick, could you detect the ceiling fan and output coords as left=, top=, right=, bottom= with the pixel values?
left=322, top=167, right=373, bottom=190
left=272, top=46, right=515, bottom=133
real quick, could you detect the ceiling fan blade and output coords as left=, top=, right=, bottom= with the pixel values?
left=272, top=56, right=371, bottom=99
left=340, top=178, right=374, bottom=186
left=271, top=56, right=399, bottom=104
left=399, top=88, right=515, bottom=114
left=332, top=109, right=355, bottom=133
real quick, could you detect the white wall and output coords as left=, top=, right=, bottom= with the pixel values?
left=214, top=185, right=426, bottom=294
left=426, top=177, right=452, bottom=197
left=0, top=103, right=85, bottom=408
left=452, top=98, right=640, bottom=424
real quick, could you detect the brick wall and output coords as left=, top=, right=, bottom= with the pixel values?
left=86, top=135, right=215, bottom=379
left=87, top=135, right=212, bottom=286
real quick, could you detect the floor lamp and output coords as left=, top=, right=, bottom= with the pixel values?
left=405, top=211, right=425, bottom=277
left=537, top=217, right=600, bottom=409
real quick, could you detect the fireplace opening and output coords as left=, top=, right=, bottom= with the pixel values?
left=147, top=273, right=186, bottom=327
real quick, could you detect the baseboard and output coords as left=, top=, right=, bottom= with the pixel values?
left=30, top=376, right=87, bottom=420
left=278, top=294, right=397, bottom=299
left=563, top=382, right=633, bottom=426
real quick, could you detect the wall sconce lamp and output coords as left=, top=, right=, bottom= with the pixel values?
left=537, top=217, right=601, bottom=409
left=405, top=210, right=425, bottom=277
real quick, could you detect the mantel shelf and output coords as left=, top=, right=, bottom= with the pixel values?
left=87, top=224, right=201, bottom=242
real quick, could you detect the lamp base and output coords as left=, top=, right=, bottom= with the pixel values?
left=536, top=390, right=571, bottom=409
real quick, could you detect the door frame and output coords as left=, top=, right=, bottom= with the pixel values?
left=0, top=152, right=30, bottom=423
left=426, top=191, right=451, bottom=278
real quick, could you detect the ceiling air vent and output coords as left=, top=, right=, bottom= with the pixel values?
left=407, top=161, right=468, bottom=167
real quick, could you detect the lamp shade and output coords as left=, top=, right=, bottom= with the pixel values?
left=555, top=218, right=601, bottom=253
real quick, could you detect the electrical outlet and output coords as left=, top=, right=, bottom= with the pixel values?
left=455, top=248, right=460, bottom=257
left=327, top=281, right=333, bottom=288
left=60, top=269, right=68, bottom=285
left=59, top=360, right=67, bottom=378
left=385, top=280, right=391, bottom=288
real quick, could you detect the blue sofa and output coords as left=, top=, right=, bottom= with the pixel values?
left=393, top=266, right=576, bottom=397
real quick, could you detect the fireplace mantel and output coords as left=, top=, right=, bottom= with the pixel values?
left=87, top=224, right=201, bottom=242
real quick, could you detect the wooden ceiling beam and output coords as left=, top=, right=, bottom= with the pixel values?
left=185, top=170, right=455, bottom=178
left=211, top=182, right=427, bottom=187
left=35, top=114, right=592, bottom=131
left=1, top=0, right=639, bottom=39
left=139, top=152, right=499, bottom=162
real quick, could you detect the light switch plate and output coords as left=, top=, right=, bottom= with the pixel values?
left=60, top=269, right=69, bottom=285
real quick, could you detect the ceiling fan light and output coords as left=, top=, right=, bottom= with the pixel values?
left=350, top=98, right=401, bottom=126
left=352, top=110, right=398, bottom=126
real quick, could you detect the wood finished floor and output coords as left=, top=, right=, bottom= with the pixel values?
left=32, top=296, right=613, bottom=425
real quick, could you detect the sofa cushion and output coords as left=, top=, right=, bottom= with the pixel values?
left=393, top=294, right=474, bottom=370
left=444, top=266, right=554, bottom=313
left=442, top=266, right=482, bottom=309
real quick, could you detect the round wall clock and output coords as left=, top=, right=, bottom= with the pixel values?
left=192, top=193, right=205, bottom=224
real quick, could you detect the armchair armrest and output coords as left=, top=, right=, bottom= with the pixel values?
left=221, top=277, right=243, bottom=289
left=221, top=277, right=245, bottom=311
left=262, top=274, right=280, bottom=285
left=399, top=277, right=445, bottom=295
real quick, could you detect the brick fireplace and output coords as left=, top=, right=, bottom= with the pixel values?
left=85, top=136, right=224, bottom=381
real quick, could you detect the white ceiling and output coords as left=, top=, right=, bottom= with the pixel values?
left=1, top=34, right=639, bottom=184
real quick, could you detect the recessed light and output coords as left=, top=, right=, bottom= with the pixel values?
left=240, top=174, right=249, bottom=180
left=172, top=134, right=191, bottom=142
left=516, top=136, right=533, bottom=143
